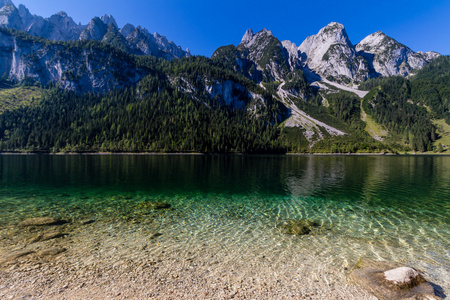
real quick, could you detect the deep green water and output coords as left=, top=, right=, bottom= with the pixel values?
left=0, top=154, right=449, bottom=290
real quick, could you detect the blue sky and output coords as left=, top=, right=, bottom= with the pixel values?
left=12, top=0, right=450, bottom=56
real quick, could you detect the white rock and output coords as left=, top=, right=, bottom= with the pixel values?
left=384, top=267, right=420, bottom=284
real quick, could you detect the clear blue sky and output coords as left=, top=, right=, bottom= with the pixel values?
left=12, top=0, right=450, bottom=56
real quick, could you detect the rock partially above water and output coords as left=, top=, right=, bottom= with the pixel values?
left=18, top=217, right=60, bottom=227
left=384, top=267, right=426, bottom=290
left=349, top=258, right=441, bottom=300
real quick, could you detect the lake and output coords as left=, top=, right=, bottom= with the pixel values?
left=0, top=154, right=449, bottom=298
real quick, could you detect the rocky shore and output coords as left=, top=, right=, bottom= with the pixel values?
left=0, top=198, right=446, bottom=299
left=0, top=214, right=378, bottom=299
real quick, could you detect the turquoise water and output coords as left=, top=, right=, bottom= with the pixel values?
left=0, top=154, right=449, bottom=293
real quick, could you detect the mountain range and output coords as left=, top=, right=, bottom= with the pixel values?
left=0, top=1, right=448, bottom=154
left=0, top=0, right=190, bottom=59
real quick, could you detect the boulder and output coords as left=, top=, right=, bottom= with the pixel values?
left=349, top=258, right=441, bottom=300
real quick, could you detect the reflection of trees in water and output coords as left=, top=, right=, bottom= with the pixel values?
left=281, top=156, right=346, bottom=198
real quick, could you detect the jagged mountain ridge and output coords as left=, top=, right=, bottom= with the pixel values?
left=0, top=1, right=189, bottom=60
left=214, top=22, right=440, bottom=86
left=296, top=22, right=440, bottom=81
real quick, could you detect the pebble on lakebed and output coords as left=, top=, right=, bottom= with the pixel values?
left=349, top=258, right=442, bottom=300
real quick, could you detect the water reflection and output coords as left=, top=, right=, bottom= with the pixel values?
left=0, top=155, right=449, bottom=213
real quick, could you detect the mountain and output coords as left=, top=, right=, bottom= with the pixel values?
left=0, top=1, right=189, bottom=60
left=288, top=22, right=439, bottom=83
left=0, top=2, right=447, bottom=154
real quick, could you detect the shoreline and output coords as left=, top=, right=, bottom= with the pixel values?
left=1, top=151, right=450, bottom=156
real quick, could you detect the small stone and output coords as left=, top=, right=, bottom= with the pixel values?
left=149, top=232, right=162, bottom=239
left=18, top=217, right=60, bottom=227
left=80, top=219, right=95, bottom=225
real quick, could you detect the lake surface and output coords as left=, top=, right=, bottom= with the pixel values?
left=0, top=154, right=449, bottom=296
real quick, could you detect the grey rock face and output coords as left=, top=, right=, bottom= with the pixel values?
left=0, top=3, right=22, bottom=30
left=48, top=11, right=83, bottom=41
left=0, top=30, right=148, bottom=93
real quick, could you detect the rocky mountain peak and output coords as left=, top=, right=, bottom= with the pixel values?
left=100, top=14, right=118, bottom=29
left=79, top=17, right=108, bottom=41
left=241, top=28, right=254, bottom=44
left=240, top=28, right=274, bottom=48
left=355, top=31, right=441, bottom=77
left=356, top=31, right=397, bottom=53
left=120, top=23, right=135, bottom=38
left=317, top=22, right=352, bottom=46
left=55, top=11, right=69, bottom=18
left=297, top=22, right=361, bottom=81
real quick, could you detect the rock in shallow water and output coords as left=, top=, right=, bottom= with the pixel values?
left=349, top=258, right=441, bottom=300
left=280, top=219, right=319, bottom=235
left=18, top=217, right=60, bottom=227
left=38, top=247, right=66, bottom=257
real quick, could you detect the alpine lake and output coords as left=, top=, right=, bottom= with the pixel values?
left=0, top=154, right=449, bottom=298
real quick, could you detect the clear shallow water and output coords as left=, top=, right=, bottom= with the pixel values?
left=0, top=154, right=449, bottom=294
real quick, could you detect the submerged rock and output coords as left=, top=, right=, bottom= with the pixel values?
left=2, top=250, right=35, bottom=263
left=349, top=258, right=441, bottom=300
left=18, top=217, right=60, bottom=227
left=280, top=219, right=319, bottom=235
left=137, top=200, right=172, bottom=210
left=152, top=202, right=171, bottom=209
left=38, top=247, right=66, bottom=256
left=29, top=231, right=67, bottom=243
